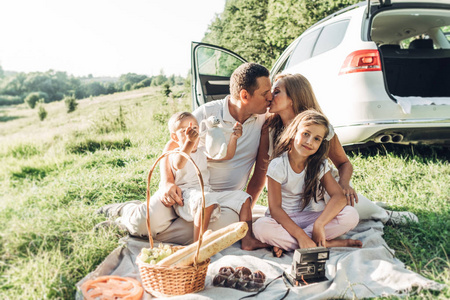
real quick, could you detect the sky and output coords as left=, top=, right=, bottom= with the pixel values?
left=0, top=0, right=226, bottom=78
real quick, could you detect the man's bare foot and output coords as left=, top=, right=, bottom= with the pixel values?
left=327, top=239, right=362, bottom=248
left=241, top=235, right=269, bottom=251
left=272, top=246, right=284, bottom=258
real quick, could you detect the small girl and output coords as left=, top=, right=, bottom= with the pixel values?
left=253, top=110, right=362, bottom=257
left=167, top=111, right=250, bottom=241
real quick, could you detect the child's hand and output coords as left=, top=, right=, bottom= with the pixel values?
left=185, top=122, right=199, bottom=143
left=297, top=236, right=317, bottom=249
left=231, top=122, right=243, bottom=139
left=312, top=224, right=327, bottom=248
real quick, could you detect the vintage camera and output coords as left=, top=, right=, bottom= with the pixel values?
left=284, top=247, right=330, bottom=286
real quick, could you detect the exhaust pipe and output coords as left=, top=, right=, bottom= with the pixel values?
left=374, top=134, right=392, bottom=143
left=392, top=134, right=404, bottom=143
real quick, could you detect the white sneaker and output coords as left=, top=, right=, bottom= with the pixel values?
left=386, top=210, right=419, bottom=225
left=375, top=201, right=388, bottom=208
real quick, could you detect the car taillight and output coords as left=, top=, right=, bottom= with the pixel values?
left=339, top=50, right=382, bottom=75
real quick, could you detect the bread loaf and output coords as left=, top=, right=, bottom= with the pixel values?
left=157, top=222, right=248, bottom=267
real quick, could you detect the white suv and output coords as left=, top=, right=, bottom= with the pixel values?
left=191, top=0, right=450, bottom=147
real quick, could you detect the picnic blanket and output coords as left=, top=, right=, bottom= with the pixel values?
left=76, top=206, right=444, bottom=299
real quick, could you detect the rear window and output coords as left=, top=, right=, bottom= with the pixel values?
left=286, top=29, right=321, bottom=68
left=443, top=25, right=450, bottom=42
left=312, top=20, right=350, bottom=56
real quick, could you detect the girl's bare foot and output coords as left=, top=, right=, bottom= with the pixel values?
left=327, top=239, right=362, bottom=248
left=272, top=246, right=284, bottom=258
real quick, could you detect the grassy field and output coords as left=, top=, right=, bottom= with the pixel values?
left=0, top=87, right=448, bottom=299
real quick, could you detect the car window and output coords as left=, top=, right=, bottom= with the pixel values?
left=312, top=20, right=350, bottom=56
left=286, top=29, right=321, bottom=68
left=196, top=47, right=242, bottom=77
left=271, top=51, right=292, bottom=78
left=442, top=25, right=450, bottom=42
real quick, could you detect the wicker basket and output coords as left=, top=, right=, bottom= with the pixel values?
left=137, top=150, right=211, bottom=297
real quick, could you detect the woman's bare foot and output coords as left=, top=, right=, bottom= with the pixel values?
left=327, top=239, right=362, bottom=248
left=241, top=235, right=270, bottom=251
left=272, top=246, right=284, bottom=258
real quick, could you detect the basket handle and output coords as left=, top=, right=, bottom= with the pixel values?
left=146, top=150, right=206, bottom=267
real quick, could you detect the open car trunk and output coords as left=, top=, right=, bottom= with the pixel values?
left=370, top=1, right=450, bottom=99
left=379, top=46, right=450, bottom=97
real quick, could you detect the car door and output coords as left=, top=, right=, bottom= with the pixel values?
left=191, top=42, right=246, bottom=110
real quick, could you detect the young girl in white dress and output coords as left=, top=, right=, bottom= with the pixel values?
left=167, top=112, right=250, bottom=241
left=253, top=110, right=363, bottom=257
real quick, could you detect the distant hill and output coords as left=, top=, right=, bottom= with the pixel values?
left=3, top=70, right=119, bottom=83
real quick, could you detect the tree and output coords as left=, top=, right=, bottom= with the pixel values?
left=151, top=69, right=168, bottom=86
left=123, top=82, right=132, bottom=91
left=84, top=82, right=106, bottom=97
left=203, top=0, right=270, bottom=66
left=202, top=0, right=359, bottom=69
left=105, top=82, right=117, bottom=94
left=64, top=95, right=78, bottom=113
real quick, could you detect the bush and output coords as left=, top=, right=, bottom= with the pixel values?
left=25, top=93, right=40, bottom=109
left=0, top=95, right=23, bottom=106
left=162, top=83, right=172, bottom=97
left=37, top=105, right=47, bottom=121
left=64, top=96, right=78, bottom=113
left=66, top=137, right=132, bottom=154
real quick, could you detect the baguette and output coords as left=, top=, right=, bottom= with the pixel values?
left=157, top=222, right=248, bottom=267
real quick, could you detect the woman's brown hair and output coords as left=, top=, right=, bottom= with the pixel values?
left=268, top=73, right=324, bottom=148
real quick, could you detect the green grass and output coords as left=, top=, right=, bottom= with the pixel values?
left=0, top=88, right=449, bottom=299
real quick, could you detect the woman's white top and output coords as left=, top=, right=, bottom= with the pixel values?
left=266, top=152, right=330, bottom=216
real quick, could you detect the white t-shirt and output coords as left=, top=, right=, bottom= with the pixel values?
left=192, top=96, right=266, bottom=192
left=266, top=152, right=330, bottom=215
left=171, top=146, right=211, bottom=191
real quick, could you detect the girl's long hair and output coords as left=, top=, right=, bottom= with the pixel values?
left=268, top=73, right=324, bottom=148
left=272, top=110, right=331, bottom=210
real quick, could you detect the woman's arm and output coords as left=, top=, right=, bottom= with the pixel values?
left=246, top=122, right=270, bottom=207
left=328, top=134, right=358, bottom=205
left=268, top=177, right=316, bottom=249
left=312, top=171, right=347, bottom=247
